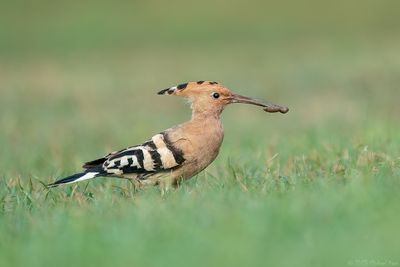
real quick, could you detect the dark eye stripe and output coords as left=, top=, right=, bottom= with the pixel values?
left=209, top=81, right=218, bottom=85
left=197, top=81, right=205, bottom=84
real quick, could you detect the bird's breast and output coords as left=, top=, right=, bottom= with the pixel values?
left=166, top=118, right=224, bottom=178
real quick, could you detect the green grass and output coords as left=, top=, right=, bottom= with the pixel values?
left=1, top=1, right=400, bottom=266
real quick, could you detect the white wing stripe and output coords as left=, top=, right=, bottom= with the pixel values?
left=120, top=157, right=129, bottom=167
left=152, top=134, right=166, bottom=149
left=151, top=134, right=178, bottom=169
left=141, top=148, right=155, bottom=171
left=158, top=148, right=178, bottom=169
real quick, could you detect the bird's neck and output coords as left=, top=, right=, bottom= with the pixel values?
left=190, top=109, right=222, bottom=123
left=188, top=110, right=224, bottom=143
left=190, top=102, right=223, bottom=122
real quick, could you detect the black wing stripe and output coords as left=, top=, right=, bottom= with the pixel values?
left=162, top=133, right=185, bottom=165
left=83, top=157, right=107, bottom=168
left=149, top=149, right=162, bottom=170
left=95, top=134, right=185, bottom=179
left=143, top=140, right=157, bottom=150
left=135, top=149, right=145, bottom=169
left=109, top=149, right=137, bottom=160
left=144, top=140, right=163, bottom=170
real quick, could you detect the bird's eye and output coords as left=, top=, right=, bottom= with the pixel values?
left=212, top=92, right=220, bottom=99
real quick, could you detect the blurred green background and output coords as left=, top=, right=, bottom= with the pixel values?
left=1, top=1, right=399, bottom=267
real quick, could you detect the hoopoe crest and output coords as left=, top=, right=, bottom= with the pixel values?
left=49, top=81, right=288, bottom=188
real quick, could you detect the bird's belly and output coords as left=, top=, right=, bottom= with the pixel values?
left=176, top=130, right=224, bottom=181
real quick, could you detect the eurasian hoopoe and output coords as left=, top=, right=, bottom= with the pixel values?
left=48, top=81, right=288, bottom=188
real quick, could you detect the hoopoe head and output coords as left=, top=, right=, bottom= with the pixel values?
left=158, top=81, right=288, bottom=116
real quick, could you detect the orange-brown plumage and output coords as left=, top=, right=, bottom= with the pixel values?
left=49, top=81, right=288, bottom=188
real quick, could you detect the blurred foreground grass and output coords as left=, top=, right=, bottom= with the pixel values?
left=1, top=1, right=400, bottom=267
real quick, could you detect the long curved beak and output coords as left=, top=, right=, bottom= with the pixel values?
left=229, top=93, right=289, bottom=114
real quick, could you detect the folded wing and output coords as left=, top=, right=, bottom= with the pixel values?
left=49, top=132, right=186, bottom=187
left=85, top=132, right=185, bottom=179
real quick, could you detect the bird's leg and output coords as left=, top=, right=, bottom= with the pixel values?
left=127, top=179, right=139, bottom=193
left=159, top=175, right=175, bottom=196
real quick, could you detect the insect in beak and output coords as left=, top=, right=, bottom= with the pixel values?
left=229, top=93, right=289, bottom=114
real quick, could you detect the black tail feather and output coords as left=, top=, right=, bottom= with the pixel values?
left=47, top=172, right=89, bottom=188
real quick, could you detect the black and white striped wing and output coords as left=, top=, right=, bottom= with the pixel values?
left=95, top=133, right=185, bottom=179
left=48, top=133, right=185, bottom=187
